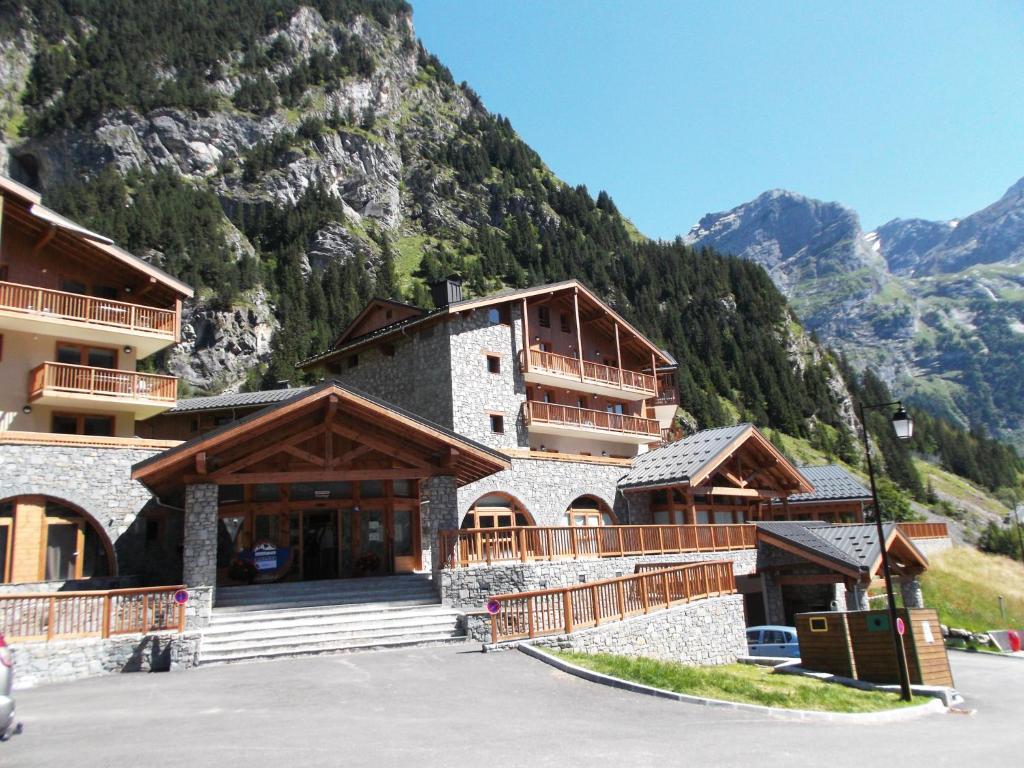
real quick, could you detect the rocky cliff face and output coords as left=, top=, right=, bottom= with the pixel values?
left=685, top=182, right=1024, bottom=441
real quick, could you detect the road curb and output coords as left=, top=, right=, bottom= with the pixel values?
left=519, top=645, right=947, bottom=723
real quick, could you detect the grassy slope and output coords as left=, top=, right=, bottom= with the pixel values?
left=920, top=547, right=1024, bottom=632
left=552, top=652, right=918, bottom=712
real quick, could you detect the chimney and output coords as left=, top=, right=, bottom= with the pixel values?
left=429, top=276, right=463, bottom=309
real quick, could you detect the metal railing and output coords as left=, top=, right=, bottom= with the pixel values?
left=0, top=279, right=177, bottom=338
left=0, top=586, right=186, bottom=642
left=489, top=561, right=736, bottom=643
left=28, top=362, right=177, bottom=403
left=438, top=524, right=757, bottom=568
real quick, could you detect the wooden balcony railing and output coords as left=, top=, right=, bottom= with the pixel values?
left=526, top=349, right=656, bottom=395
left=29, top=362, right=177, bottom=403
left=897, top=522, right=949, bottom=540
left=438, top=524, right=757, bottom=568
left=489, top=561, right=736, bottom=643
left=0, top=586, right=186, bottom=642
left=0, top=279, right=177, bottom=339
left=524, top=401, right=660, bottom=438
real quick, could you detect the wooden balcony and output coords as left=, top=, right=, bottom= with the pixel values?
left=0, top=280, right=178, bottom=357
left=522, top=349, right=656, bottom=400
left=28, top=362, right=177, bottom=418
left=524, top=400, right=660, bottom=444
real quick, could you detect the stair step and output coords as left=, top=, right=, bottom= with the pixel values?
left=196, top=634, right=468, bottom=663
left=201, top=621, right=464, bottom=652
left=215, top=576, right=433, bottom=598
left=203, top=613, right=462, bottom=642
left=207, top=604, right=460, bottom=631
left=213, top=595, right=440, bottom=613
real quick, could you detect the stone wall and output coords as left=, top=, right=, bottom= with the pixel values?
left=447, top=306, right=527, bottom=450
left=335, top=320, right=454, bottom=429
left=456, top=456, right=637, bottom=527
left=422, top=476, right=457, bottom=574
left=11, top=631, right=201, bottom=689
left=530, top=594, right=747, bottom=666
left=0, top=442, right=170, bottom=583
left=182, top=484, right=218, bottom=628
left=440, top=548, right=758, bottom=609
left=911, top=536, right=953, bottom=558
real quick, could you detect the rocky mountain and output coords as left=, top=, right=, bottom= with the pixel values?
left=0, top=0, right=857, bottom=451
left=685, top=181, right=1024, bottom=442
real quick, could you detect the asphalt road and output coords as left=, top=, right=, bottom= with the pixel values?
left=3, top=647, right=1019, bottom=767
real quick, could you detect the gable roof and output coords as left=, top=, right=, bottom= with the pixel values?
left=132, top=379, right=510, bottom=492
left=161, top=387, right=314, bottom=415
left=331, top=297, right=425, bottom=348
left=787, top=465, right=872, bottom=503
left=298, top=279, right=674, bottom=370
left=617, top=423, right=813, bottom=494
left=756, top=521, right=928, bottom=580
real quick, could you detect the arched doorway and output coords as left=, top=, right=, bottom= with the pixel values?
left=0, top=496, right=113, bottom=583
left=565, top=495, right=617, bottom=527
left=461, top=492, right=534, bottom=529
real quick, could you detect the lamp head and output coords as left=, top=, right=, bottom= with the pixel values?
left=891, top=407, right=913, bottom=440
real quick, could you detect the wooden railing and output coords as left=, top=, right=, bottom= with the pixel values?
left=438, top=524, right=757, bottom=568
left=898, top=522, right=949, bottom=540
left=0, top=586, right=186, bottom=643
left=526, top=349, right=656, bottom=395
left=489, top=561, right=736, bottom=643
left=524, top=401, right=660, bottom=438
left=29, top=362, right=177, bottom=403
left=0, top=279, right=177, bottom=338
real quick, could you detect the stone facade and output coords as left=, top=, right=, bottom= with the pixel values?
left=440, top=549, right=758, bottom=609
left=182, top=483, right=219, bottom=628
left=11, top=631, right=201, bottom=689
left=530, top=594, right=747, bottom=666
left=422, top=476, right=457, bottom=573
left=0, top=443, right=177, bottom=585
left=900, top=577, right=924, bottom=609
left=457, top=456, right=638, bottom=527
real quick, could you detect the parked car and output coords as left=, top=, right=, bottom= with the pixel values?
left=0, top=633, right=16, bottom=740
left=746, top=625, right=800, bottom=658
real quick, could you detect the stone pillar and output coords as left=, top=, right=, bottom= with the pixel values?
left=831, top=583, right=848, bottom=612
left=900, top=576, right=924, bottom=609
left=845, top=584, right=870, bottom=612
left=421, top=475, right=458, bottom=575
left=760, top=572, right=786, bottom=625
left=182, top=483, right=218, bottom=629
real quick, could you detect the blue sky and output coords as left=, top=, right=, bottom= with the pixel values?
left=412, top=1, right=1024, bottom=239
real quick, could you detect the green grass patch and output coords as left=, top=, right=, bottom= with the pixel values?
left=551, top=652, right=920, bottom=712
left=920, top=547, right=1024, bottom=632
left=914, top=459, right=1010, bottom=518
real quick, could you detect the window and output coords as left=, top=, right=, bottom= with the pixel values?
left=60, top=278, right=87, bottom=295
left=606, top=402, right=624, bottom=415
left=38, top=498, right=111, bottom=581
left=0, top=501, right=11, bottom=583
left=52, top=413, right=115, bottom=436
left=560, top=312, right=571, bottom=333
left=91, top=285, right=118, bottom=300
left=538, top=306, right=550, bottom=328
left=462, top=493, right=534, bottom=529
left=486, top=354, right=501, bottom=374
left=488, top=306, right=510, bottom=325
left=565, top=496, right=617, bottom=527
left=56, top=342, right=117, bottom=369
left=489, top=414, right=504, bottom=434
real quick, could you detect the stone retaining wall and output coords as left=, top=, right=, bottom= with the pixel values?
left=10, top=631, right=201, bottom=690
left=530, top=594, right=746, bottom=666
left=440, top=548, right=758, bottom=609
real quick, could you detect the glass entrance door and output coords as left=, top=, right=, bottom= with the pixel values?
left=356, top=509, right=389, bottom=577
left=302, top=511, right=339, bottom=581
left=45, top=522, right=78, bottom=581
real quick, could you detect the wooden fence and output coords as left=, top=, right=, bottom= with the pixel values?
left=438, top=524, right=756, bottom=568
left=897, top=522, right=949, bottom=540
left=0, top=586, right=186, bottom=643
left=526, top=349, right=656, bottom=394
left=489, top=560, right=736, bottom=643
left=524, top=401, right=660, bottom=438
left=0, top=279, right=177, bottom=337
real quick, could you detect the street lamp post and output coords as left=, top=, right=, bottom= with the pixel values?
left=858, top=399, right=915, bottom=702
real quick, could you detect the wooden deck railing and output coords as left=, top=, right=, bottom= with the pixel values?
left=897, top=522, right=949, bottom=540
left=489, top=561, right=736, bottom=643
left=0, top=586, right=186, bottom=643
left=438, top=524, right=756, bottom=568
left=524, top=401, right=660, bottom=438
left=28, top=362, right=177, bottom=403
left=0, top=279, right=177, bottom=338
left=526, top=349, right=656, bottom=395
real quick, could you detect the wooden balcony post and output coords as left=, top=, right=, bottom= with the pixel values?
left=617, top=527, right=625, bottom=556
left=141, top=592, right=149, bottom=633
left=563, top=591, right=574, bottom=634
left=590, top=585, right=600, bottom=625
left=657, top=526, right=665, bottom=553
left=527, top=599, right=536, bottom=638
left=519, top=527, right=528, bottom=562
left=521, top=297, right=530, bottom=373
left=47, top=596, right=56, bottom=641
left=651, top=351, right=658, bottom=399
left=572, top=288, right=585, bottom=383
left=640, top=576, right=649, bottom=613
left=570, top=527, right=579, bottom=559
left=614, top=322, right=623, bottom=386
left=661, top=572, right=670, bottom=608
left=616, top=580, right=626, bottom=619
left=102, top=594, right=112, bottom=638
left=546, top=528, right=555, bottom=561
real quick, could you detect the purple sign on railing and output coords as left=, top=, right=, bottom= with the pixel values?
left=173, top=589, right=189, bottom=606
left=486, top=599, right=502, bottom=615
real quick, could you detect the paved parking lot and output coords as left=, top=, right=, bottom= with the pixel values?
left=3, top=646, right=1020, bottom=767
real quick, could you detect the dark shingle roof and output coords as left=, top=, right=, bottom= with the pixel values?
left=163, top=387, right=313, bottom=414
left=618, top=424, right=752, bottom=490
left=756, top=521, right=920, bottom=577
left=788, top=465, right=871, bottom=503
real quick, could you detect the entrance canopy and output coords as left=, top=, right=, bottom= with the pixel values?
left=132, top=380, right=510, bottom=496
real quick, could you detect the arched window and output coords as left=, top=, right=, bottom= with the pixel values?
left=565, top=495, right=617, bottom=527
left=461, top=493, right=534, bottom=529
left=0, top=496, right=112, bottom=583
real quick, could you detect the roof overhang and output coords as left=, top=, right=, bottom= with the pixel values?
left=132, top=381, right=510, bottom=495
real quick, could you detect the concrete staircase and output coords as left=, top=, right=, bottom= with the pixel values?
left=198, top=575, right=466, bottom=665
